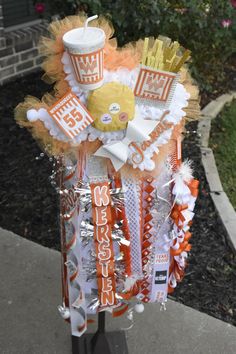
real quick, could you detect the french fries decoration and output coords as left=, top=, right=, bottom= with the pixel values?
left=141, top=37, right=191, bottom=73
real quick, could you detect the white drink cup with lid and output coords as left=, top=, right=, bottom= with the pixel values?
left=63, top=15, right=105, bottom=90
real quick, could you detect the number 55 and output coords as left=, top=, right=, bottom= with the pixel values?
left=63, top=109, right=83, bottom=127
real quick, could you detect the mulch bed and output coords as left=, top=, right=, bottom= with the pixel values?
left=172, top=121, right=236, bottom=326
left=0, top=72, right=235, bottom=326
left=0, top=73, right=60, bottom=249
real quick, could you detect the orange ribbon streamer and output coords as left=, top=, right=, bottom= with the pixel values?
left=168, top=179, right=199, bottom=294
left=112, top=304, right=129, bottom=318
left=91, top=181, right=117, bottom=309
left=188, top=179, right=199, bottom=198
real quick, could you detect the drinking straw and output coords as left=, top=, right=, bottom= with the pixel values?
left=82, top=15, right=98, bottom=37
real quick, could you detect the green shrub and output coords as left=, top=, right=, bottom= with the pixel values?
left=44, top=0, right=236, bottom=93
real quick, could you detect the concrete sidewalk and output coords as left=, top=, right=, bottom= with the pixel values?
left=0, top=228, right=236, bottom=354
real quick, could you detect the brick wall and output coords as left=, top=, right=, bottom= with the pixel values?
left=0, top=0, right=6, bottom=48
left=0, top=19, right=48, bottom=85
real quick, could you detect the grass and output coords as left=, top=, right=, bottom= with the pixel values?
left=210, top=100, right=236, bottom=209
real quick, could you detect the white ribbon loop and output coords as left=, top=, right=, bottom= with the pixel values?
left=94, top=118, right=159, bottom=171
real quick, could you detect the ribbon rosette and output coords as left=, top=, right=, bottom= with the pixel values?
left=94, top=118, right=159, bottom=171
left=171, top=204, right=188, bottom=225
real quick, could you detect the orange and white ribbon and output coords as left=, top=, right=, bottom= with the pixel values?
left=90, top=181, right=117, bottom=308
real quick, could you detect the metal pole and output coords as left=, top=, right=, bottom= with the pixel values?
left=91, top=312, right=112, bottom=354
left=71, top=311, right=128, bottom=354
left=97, top=311, right=105, bottom=333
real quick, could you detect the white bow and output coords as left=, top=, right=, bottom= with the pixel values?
left=94, top=118, right=159, bottom=171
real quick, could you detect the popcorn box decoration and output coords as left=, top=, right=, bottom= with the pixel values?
left=47, top=91, right=94, bottom=139
left=134, top=65, right=178, bottom=107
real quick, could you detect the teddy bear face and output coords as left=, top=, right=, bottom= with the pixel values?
left=87, top=82, right=135, bottom=132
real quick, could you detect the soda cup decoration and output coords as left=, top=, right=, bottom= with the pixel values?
left=15, top=14, right=200, bottom=337
left=134, top=37, right=191, bottom=108
left=63, top=15, right=105, bottom=90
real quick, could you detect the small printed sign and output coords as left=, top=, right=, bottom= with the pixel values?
left=134, top=66, right=176, bottom=103
left=151, top=250, right=169, bottom=303
left=48, top=91, right=94, bottom=139
left=155, top=253, right=169, bottom=265
left=109, top=102, right=120, bottom=114
left=155, top=270, right=168, bottom=284
left=100, top=113, right=112, bottom=124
